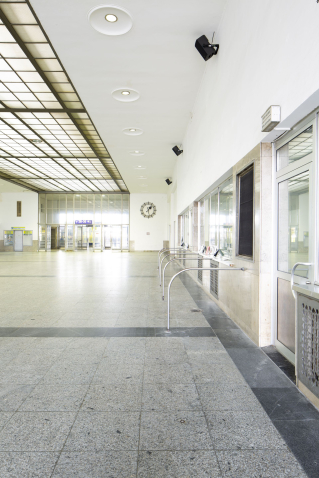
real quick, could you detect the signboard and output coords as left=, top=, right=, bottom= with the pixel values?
left=11, top=227, right=25, bottom=230
left=75, top=220, right=92, bottom=225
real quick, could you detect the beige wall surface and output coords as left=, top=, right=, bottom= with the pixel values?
left=176, top=143, right=273, bottom=347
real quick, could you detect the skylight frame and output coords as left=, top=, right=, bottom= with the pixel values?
left=0, top=0, right=128, bottom=193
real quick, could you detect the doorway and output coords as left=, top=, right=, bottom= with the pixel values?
left=76, top=226, right=93, bottom=250
left=275, top=120, right=314, bottom=363
left=102, top=225, right=129, bottom=250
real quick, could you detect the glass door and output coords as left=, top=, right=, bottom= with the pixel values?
left=122, top=225, right=129, bottom=250
left=46, top=225, right=51, bottom=251
left=103, top=225, right=111, bottom=249
left=58, top=226, right=65, bottom=249
left=112, top=225, right=121, bottom=250
left=275, top=120, right=315, bottom=363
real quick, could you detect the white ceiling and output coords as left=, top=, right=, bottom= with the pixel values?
left=30, top=0, right=226, bottom=193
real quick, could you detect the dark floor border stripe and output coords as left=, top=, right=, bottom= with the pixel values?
left=0, top=327, right=215, bottom=338
left=177, top=269, right=319, bottom=478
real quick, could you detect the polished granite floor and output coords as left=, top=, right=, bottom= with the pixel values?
left=0, top=251, right=316, bottom=477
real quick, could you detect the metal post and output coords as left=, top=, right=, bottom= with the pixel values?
left=167, top=267, right=245, bottom=330
left=162, top=257, right=212, bottom=299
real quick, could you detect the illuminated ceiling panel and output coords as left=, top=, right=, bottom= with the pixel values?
left=0, top=0, right=128, bottom=193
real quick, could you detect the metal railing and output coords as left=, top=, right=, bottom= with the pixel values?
left=158, top=248, right=186, bottom=270
left=159, top=252, right=203, bottom=285
left=162, top=257, right=211, bottom=299
left=290, top=262, right=312, bottom=299
left=166, top=267, right=245, bottom=330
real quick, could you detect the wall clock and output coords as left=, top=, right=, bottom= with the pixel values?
left=140, top=202, right=156, bottom=218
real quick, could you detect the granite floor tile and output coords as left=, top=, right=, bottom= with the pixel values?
left=216, top=449, right=308, bottom=477
left=206, top=411, right=287, bottom=450
left=137, top=450, right=221, bottom=477
left=42, top=362, right=98, bottom=385
left=0, top=452, right=59, bottom=478
left=0, top=384, right=34, bottom=412
left=0, top=412, right=76, bottom=451
left=93, top=360, right=144, bottom=384
left=142, top=383, right=201, bottom=411
left=191, top=362, right=246, bottom=384
left=82, top=383, right=142, bottom=411
left=143, top=362, right=194, bottom=384
left=19, top=384, right=89, bottom=412
left=52, top=451, right=138, bottom=477
left=140, top=411, right=213, bottom=450
left=197, top=382, right=262, bottom=411
left=63, top=412, right=140, bottom=451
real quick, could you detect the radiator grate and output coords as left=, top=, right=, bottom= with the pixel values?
left=198, top=258, right=203, bottom=283
left=210, top=259, right=219, bottom=299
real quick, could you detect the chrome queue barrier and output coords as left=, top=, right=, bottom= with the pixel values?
left=166, top=267, right=245, bottom=330
left=159, top=252, right=202, bottom=285
left=162, top=257, right=212, bottom=299
left=158, top=248, right=185, bottom=271
left=290, top=262, right=312, bottom=299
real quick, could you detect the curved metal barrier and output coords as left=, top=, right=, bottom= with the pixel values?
left=162, top=257, right=211, bottom=299
left=158, top=248, right=185, bottom=271
left=166, top=267, right=245, bottom=330
left=291, top=262, right=312, bottom=299
left=159, top=252, right=202, bottom=285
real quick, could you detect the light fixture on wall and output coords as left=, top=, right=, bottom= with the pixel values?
left=195, top=33, right=219, bottom=61
left=165, top=178, right=172, bottom=185
left=172, top=146, right=183, bottom=156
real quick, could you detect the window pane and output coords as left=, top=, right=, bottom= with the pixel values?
left=220, top=178, right=233, bottom=258
left=277, top=126, right=313, bottom=171
left=210, top=192, right=218, bottom=249
left=278, top=171, right=309, bottom=275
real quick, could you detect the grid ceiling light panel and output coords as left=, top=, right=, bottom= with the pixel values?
left=0, top=1, right=128, bottom=193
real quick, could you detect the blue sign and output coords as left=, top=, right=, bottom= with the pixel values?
left=75, top=220, right=92, bottom=225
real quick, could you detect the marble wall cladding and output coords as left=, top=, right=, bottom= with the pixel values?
left=0, top=240, right=38, bottom=252
left=176, top=143, right=273, bottom=347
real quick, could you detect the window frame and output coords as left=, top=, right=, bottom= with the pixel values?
left=236, top=162, right=255, bottom=261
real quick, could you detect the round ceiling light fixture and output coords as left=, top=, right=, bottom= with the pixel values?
left=112, top=88, right=139, bottom=102
left=129, top=150, right=145, bottom=156
left=88, top=5, right=133, bottom=36
left=123, top=128, right=143, bottom=136
left=105, top=13, right=117, bottom=22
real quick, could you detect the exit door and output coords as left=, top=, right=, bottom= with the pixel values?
left=13, top=230, right=23, bottom=252
left=76, top=226, right=93, bottom=250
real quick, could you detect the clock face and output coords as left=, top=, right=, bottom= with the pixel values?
left=140, top=202, right=156, bottom=218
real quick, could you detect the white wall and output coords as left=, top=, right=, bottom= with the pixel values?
left=0, top=179, right=38, bottom=239
left=173, top=0, right=319, bottom=214
left=130, top=193, right=168, bottom=250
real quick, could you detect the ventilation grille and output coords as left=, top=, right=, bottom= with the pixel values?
left=301, top=303, right=319, bottom=387
left=210, top=259, right=219, bottom=299
left=198, top=258, right=203, bottom=283
left=17, top=201, right=21, bottom=217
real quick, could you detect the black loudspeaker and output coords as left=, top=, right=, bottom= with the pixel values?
left=165, top=178, right=172, bottom=185
left=195, top=35, right=219, bottom=61
left=172, top=146, right=183, bottom=156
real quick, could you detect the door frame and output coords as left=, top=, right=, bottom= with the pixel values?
left=273, top=114, right=316, bottom=364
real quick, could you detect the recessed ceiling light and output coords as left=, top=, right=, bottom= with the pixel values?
left=112, top=88, right=139, bottom=102
left=123, top=128, right=143, bottom=136
left=138, top=165, right=141, bottom=168
left=129, top=150, right=145, bottom=156
left=105, top=14, right=117, bottom=22
left=88, top=5, right=133, bottom=36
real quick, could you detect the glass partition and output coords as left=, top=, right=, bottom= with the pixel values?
left=210, top=191, right=218, bottom=250
left=39, top=193, right=129, bottom=251
left=277, top=126, right=313, bottom=172
left=219, top=178, right=233, bottom=258
left=278, top=171, right=309, bottom=275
